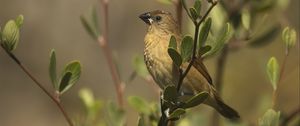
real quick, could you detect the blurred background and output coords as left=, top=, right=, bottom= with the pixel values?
left=0, top=0, right=299, bottom=126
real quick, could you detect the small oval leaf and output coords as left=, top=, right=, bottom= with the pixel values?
left=169, top=35, right=177, bottom=49
left=205, top=23, right=233, bottom=57
left=168, top=48, right=182, bottom=67
left=15, top=15, right=24, bottom=28
left=1, top=20, right=20, bottom=51
left=267, top=57, right=279, bottom=90
left=181, top=35, right=193, bottom=62
left=194, top=0, right=201, bottom=15
left=198, top=45, right=212, bottom=56
left=183, top=92, right=209, bottom=108
left=198, top=18, right=212, bottom=48
left=189, top=8, right=199, bottom=21
left=282, top=27, right=297, bottom=53
left=168, top=108, right=186, bottom=119
left=59, top=61, right=82, bottom=94
left=258, top=109, right=280, bottom=126
left=241, top=9, right=251, bottom=30
left=49, top=49, right=58, bottom=90
left=163, top=86, right=177, bottom=102
left=80, top=15, right=98, bottom=40
left=59, top=72, right=72, bottom=92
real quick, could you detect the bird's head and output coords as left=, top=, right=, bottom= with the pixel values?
left=139, top=10, right=179, bottom=33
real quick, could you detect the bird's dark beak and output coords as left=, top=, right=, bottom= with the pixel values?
left=139, top=12, right=152, bottom=25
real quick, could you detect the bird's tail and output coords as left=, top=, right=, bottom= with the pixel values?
left=205, top=87, right=240, bottom=120
left=212, top=94, right=240, bottom=120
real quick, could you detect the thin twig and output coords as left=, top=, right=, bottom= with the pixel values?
left=272, top=52, right=289, bottom=109
left=281, top=108, right=300, bottom=126
left=0, top=44, right=74, bottom=126
left=177, top=1, right=218, bottom=92
left=98, top=0, right=124, bottom=108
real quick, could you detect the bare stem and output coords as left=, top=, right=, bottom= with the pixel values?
left=98, top=0, right=124, bottom=108
left=0, top=44, right=74, bottom=126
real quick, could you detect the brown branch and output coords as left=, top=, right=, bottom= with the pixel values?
left=272, top=51, right=289, bottom=109
left=281, top=108, right=300, bottom=126
left=177, top=1, right=218, bottom=92
left=173, top=0, right=183, bottom=31
left=98, top=0, right=124, bottom=108
left=0, top=44, right=74, bottom=126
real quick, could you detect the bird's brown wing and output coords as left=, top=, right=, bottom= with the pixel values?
left=193, top=58, right=213, bottom=85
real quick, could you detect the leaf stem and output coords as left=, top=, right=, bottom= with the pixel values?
left=98, top=0, right=124, bottom=108
left=0, top=44, right=74, bottom=126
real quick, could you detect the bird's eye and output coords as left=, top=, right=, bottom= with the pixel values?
left=155, top=16, right=162, bottom=21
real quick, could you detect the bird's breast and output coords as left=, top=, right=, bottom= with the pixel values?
left=144, top=33, right=175, bottom=89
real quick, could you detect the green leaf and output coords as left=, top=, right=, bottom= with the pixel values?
left=169, top=108, right=186, bottom=119
left=79, top=88, right=95, bottom=109
left=198, top=45, right=212, bottom=56
left=49, top=49, right=58, bottom=90
left=241, top=9, right=251, bottom=30
left=59, top=61, right=81, bottom=94
left=1, top=20, right=20, bottom=51
left=128, top=96, right=151, bottom=115
left=183, top=92, right=209, bottom=108
left=168, top=48, right=182, bottom=67
left=189, top=8, right=199, bottom=21
left=59, top=72, right=72, bottom=92
left=156, top=0, right=172, bottom=5
left=205, top=23, right=232, bottom=57
left=133, top=55, right=149, bottom=78
left=267, top=57, right=279, bottom=90
left=15, top=15, right=24, bottom=28
left=198, top=18, right=212, bottom=48
left=249, top=25, right=281, bottom=47
left=79, top=88, right=102, bottom=119
left=91, top=6, right=100, bottom=36
left=259, top=109, right=280, bottom=126
left=163, top=86, right=177, bottom=102
left=180, top=35, right=193, bottom=62
left=282, top=27, right=297, bottom=53
left=194, top=0, right=201, bottom=15
left=80, top=15, right=98, bottom=40
left=169, top=35, right=177, bottom=49
left=107, top=102, right=126, bottom=126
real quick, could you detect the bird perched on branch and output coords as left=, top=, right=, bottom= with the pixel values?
left=139, top=10, right=239, bottom=119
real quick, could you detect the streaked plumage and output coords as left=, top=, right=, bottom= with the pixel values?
left=139, top=10, right=239, bottom=119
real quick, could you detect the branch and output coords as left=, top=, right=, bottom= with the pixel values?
left=174, top=0, right=183, bottom=31
left=177, top=1, right=218, bottom=92
left=0, top=44, right=74, bottom=126
left=272, top=51, right=289, bottom=109
left=281, top=108, right=300, bottom=126
left=98, top=0, right=124, bottom=108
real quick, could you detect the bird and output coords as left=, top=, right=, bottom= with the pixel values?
left=139, top=10, right=240, bottom=119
